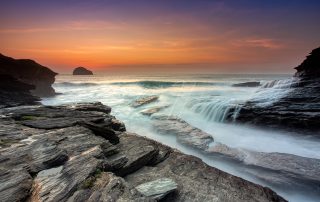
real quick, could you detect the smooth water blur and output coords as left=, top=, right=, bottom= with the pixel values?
left=42, top=74, right=320, bottom=202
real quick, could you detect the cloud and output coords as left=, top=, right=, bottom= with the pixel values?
left=232, top=38, right=284, bottom=49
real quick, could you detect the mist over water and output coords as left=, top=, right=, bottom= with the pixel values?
left=42, top=74, right=320, bottom=202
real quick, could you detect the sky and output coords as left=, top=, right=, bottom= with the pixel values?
left=1, top=0, right=320, bottom=74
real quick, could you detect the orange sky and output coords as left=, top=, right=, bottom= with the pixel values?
left=1, top=1, right=319, bottom=73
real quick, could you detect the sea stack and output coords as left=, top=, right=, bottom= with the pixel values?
left=0, top=53, right=57, bottom=97
left=73, top=67, right=93, bottom=75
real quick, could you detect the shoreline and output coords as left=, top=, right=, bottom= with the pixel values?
left=0, top=102, right=285, bottom=202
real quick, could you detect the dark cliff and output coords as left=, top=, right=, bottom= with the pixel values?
left=0, top=53, right=57, bottom=97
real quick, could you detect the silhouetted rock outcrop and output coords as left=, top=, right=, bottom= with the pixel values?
left=228, top=47, right=320, bottom=132
left=0, top=53, right=57, bottom=97
left=232, top=81, right=260, bottom=87
left=73, top=67, right=93, bottom=75
left=0, top=74, right=39, bottom=108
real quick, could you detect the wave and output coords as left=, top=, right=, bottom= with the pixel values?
left=110, top=80, right=226, bottom=89
left=54, top=82, right=98, bottom=87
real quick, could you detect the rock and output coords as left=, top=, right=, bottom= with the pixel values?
left=0, top=168, right=33, bottom=202
left=232, top=81, right=261, bottom=87
left=125, top=150, right=286, bottom=202
left=73, top=67, right=93, bottom=75
left=295, top=47, right=320, bottom=77
left=59, top=102, right=111, bottom=114
left=0, top=102, right=286, bottom=202
left=228, top=47, right=320, bottom=132
left=67, top=172, right=150, bottom=202
left=141, top=105, right=169, bottom=116
left=136, top=178, right=178, bottom=200
left=132, top=95, right=159, bottom=107
left=0, top=74, right=40, bottom=108
left=152, top=116, right=213, bottom=150
left=114, top=133, right=160, bottom=176
left=0, top=53, right=57, bottom=97
left=207, top=143, right=320, bottom=188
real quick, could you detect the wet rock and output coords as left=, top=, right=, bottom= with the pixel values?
left=233, top=81, right=261, bottom=87
left=0, top=168, right=33, bottom=202
left=132, top=95, right=159, bottom=107
left=59, top=102, right=111, bottom=114
left=125, top=150, right=286, bottom=202
left=141, top=105, right=169, bottom=116
left=0, top=53, right=57, bottom=97
left=229, top=47, right=320, bottom=132
left=136, top=178, right=178, bottom=200
left=152, top=116, right=213, bottom=150
left=73, top=67, right=93, bottom=75
left=207, top=143, right=320, bottom=188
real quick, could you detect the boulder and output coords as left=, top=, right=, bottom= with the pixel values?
left=0, top=53, right=57, bottom=97
left=73, top=67, right=93, bottom=75
left=136, top=178, right=178, bottom=200
left=152, top=116, right=214, bottom=150
left=132, top=96, right=159, bottom=107
left=141, top=105, right=169, bottom=116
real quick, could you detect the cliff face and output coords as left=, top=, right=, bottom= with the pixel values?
left=229, top=47, right=320, bottom=132
left=0, top=53, right=57, bottom=97
left=0, top=75, right=39, bottom=108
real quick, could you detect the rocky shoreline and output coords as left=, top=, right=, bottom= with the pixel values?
left=0, top=102, right=285, bottom=202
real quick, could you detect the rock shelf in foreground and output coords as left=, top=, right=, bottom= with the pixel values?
left=0, top=102, right=285, bottom=202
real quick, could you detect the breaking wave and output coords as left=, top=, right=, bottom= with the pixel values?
left=54, top=82, right=98, bottom=87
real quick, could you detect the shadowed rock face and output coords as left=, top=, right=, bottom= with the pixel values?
left=0, top=74, right=39, bottom=108
left=229, top=47, right=320, bottom=132
left=0, top=53, right=57, bottom=97
left=73, top=67, right=93, bottom=75
left=0, top=102, right=286, bottom=202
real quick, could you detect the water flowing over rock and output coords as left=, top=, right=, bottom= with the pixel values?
left=0, top=102, right=285, bottom=202
left=0, top=53, right=57, bottom=97
left=233, top=81, right=261, bottom=87
left=132, top=95, right=159, bottom=107
left=152, top=115, right=214, bottom=150
left=228, top=47, right=320, bottom=132
left=141, top=105, right=169, bottom=116
left=73, top=67, right=93, bottom=75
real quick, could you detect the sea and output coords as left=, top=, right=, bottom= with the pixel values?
left=42, top=73, right=320, bottom=202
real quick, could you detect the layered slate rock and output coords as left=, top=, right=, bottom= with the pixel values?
left=136, top=178, right=178, bottom=200
left=132, top=95, right=159, bottom=107
left=0, top=53, right=57, bottom=97
left=228, top=47, right=320, bottom=132
left=141, top=105, right=169, bottom=116
left=152, top=115, right=213, bottom=150
left=73, top=67, right=93, bottom=75
left=0, top=102, right=286, bottom=202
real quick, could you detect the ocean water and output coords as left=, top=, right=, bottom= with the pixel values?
left=42, top=74, right=320, bottom=202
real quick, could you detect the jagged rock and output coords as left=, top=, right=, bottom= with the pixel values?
left=152, top=116, right=213, bottom=150
left=59, top=102, right=111, bottom=114
left=229, top=47, right=320, bottom=132
left=0, top=53, right=57, bottom=97
left=141, top=105, right=169, bottom=116
left=125, top=151, right=286, bottom=202
left=114, top=133, right=160, bottom=176
left=132, top=96, right=159, bottom=107
left=232, top=81, right=261, bottom=87
left=73, top=67, right=93, bottom=75
left=0, top=102, right=286, bottom=202
left=0, top=75, right=39, bottom=108
left=0, top=168, right=33, bottom=202
left=67, top=172, right=151, bottom=202
left=136, top=178, right=178, bottom=200
left=207, top=143, right=320, bottom=188
left=30, top=148, right=102, bottom=202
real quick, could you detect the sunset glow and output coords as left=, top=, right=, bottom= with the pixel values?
left=1, top=0, right=319, bottom=73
